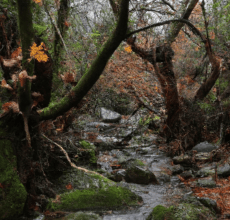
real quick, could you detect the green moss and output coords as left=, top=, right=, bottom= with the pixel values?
left=0, top=131, right=27, bottom=219
left=79, top=140, right=96, bottom=150
left=147, top=203, right=216, bottom=220
left=79, top=141, right=97, bottom=164
left=147, top=205, right=175, bottom=220
left=47, top=186, right=142, bottom=211
left=135, top=159, right=145, bottom=166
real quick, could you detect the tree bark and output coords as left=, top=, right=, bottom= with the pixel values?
left=53, top=0, right=70, bottom=74
left=121, top=0, right=198, bottom=139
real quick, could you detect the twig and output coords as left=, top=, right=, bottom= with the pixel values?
left=41, top=133, right=104, bottom=177
left=43, top=3, right=69, bottom=53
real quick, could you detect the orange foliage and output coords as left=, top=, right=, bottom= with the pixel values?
left=65, top=183, right=73, bottom=190
left=30, top=42, right=48, bottom=62
left=2, top=101, right=19, bottom=113
left=11, top=47, right=22, bottom=58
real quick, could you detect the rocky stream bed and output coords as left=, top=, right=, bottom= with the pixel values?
left=30, top=107, right=230, bottom=220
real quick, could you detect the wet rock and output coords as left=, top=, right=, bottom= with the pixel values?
left=197, top=197, right=219, bottom=213
left=180, top=170, right=193, bottom=180
left=154, top=172, right=171, bottom=183
left=192, top=141, right=218, bottom=153
left=33, top=214, right=45, bottom=220
left=173, top=154, right=191, bottom=165
left=117, top=155, right=129, bottom=165
left=100, top=107, right=121, bottom=123
left=147, top=202, right=215, bottom=220
left=47, top=185, right=142, bottom=212
left=195, top=152, right=211, bottom=162
left=170, top=164, right=184, bottom=175
left=60, top=211, right=102, bottom=220
left=181, top=194, right=203, bottom=206
left=197, top=178, right=216, bottom=188
left=95, top=135, right=121, bottom=150
left=48, top=170, right=142, bottom=211
left=110, top=169, right=126, bottom=182
left=125, top=166, right=158, bottom=184
left=84, top=122, right=116, bottom=132
left=136, top=147, right=153, bottom=155
left=170, top=176, right=181, bottom=186
left=196, top=166, right=215, bottom=177
left=119, top=158, right=145, bottom=169
left=217, top=163, right=230, bottom=177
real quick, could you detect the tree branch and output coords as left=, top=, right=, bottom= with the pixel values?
left=125, top=18, right=205, bottom=42
left=39, top=0, right=130, bottom=121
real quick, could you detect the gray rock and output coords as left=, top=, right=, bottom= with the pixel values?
left=84, top=122, right=116, bottom=132
left=195, top=152, right=211, bottom=162
left=125, top=166, right=158, bottom=184
left=154, top=172, right=171, bottom=183
left=196, top=166, right=215, bottom=177
left=197, top=197, right=219, bottom=213
left=197, top=178, right=216, bottom=188
left=119, top=158, right=145, bottom=169
left=173, top=154, right=191, bottom=164
left=100, top=107, right=121, bottom=123
left=180, top=170, right=193, bottom=180
left=110, top=169, right=126, bottom=182
left=192, top=141, right=218, bottom=153
left=217, top=163, right=230, bottom=177
left=170, top=164, right=184, bottom=175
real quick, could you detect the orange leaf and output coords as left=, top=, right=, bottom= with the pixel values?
left=65, top=183, right=73, bottom=190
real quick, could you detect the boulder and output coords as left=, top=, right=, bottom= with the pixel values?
left=47, top=170, right=142, bottom=211
left=217, top=163, right=230, bottom=177
left=100, top=108, right=121, bottom=123
left=125, top=166, right=158, bottom=184
left=109, top=169, right=126, bottom=182
left=192, top=141, right=218, bottom=153
left=197, top=197, right=219, bottom=213
left=196, top=166, right=215, bottom=177
left=195, top=152, right=211, bottom=162
left=173, top=154, right=191, bottom=165
left=170, top=164, right=184, bottom=175
left=147, top=202, right=215, bottom=220
left=180, top=170, right=193, bottom=180
left=197, top=178, right=216, bottom=188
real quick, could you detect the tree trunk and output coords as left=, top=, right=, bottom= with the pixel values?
left=53, top=0, right=70, bottom=74
left=0, top=112, right=55, bottom=217
left=111, top=0, right=198, bottom=141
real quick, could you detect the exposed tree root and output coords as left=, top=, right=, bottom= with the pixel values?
left=41, top=133, right=104, bottom=177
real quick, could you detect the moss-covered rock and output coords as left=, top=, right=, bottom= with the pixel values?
left=0, top=128, right=27, bottom=219
left=59, top=211, right=102, bottom=220
left=47, top=186, right=142, bottom=211
left=52, top=169, right=115, bottom=194
left=125, top=166, right=158, bottom=184
left=79, top=140, right=97, bottom=164
left=147, top=202, right=216, bottom=220
left=146, top=205, right=175, bottom=220
left=119, top=158, right=145, bottom=169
